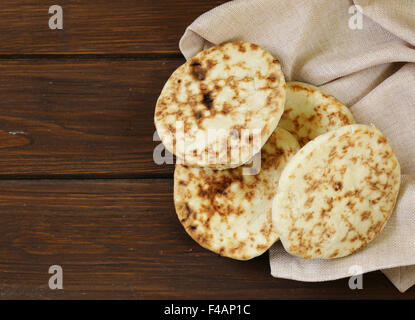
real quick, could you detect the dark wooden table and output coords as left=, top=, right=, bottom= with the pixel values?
left=0, top=0, right=413, bottom=299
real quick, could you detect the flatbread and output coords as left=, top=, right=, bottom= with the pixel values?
left=279, top=81, right=355, bottom=146
left=155, top=41, right=286, bottom=169
left=272, top=124, right=401, bottom=259
left=174, top=128, right=300, bottom=260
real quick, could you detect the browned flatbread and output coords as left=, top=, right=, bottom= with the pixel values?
left=174, top=128, right=300, bottom=260
left=273, top=124, right=401, bottom=259
left=155, top=41, right=286, bottom=169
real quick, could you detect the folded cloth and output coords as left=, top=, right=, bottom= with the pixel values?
left=179, top=0, right=415, bottom=292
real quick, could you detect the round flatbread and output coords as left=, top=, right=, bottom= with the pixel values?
left=174, top=128, right=300, bottom=260
left=279, top=81, right=355, bottom=146
left=273, top=124, right=401, bottom=259
left=155, top=41, right=286, bottom=169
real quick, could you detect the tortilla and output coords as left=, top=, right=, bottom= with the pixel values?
left=155, top=41, right=286, bottom=169
left=174, top=128, right=299, bottom=260
left=279, top=81, right=355, bottom=146
left=272, top=124, right=401, bottom=259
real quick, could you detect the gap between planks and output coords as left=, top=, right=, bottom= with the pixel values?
left=0, top=175, right=174, bottom=181
left=0, top=53, right=184, bottom=61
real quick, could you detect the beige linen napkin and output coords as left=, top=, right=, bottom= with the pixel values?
left=179, top=0, right=415, bottom=292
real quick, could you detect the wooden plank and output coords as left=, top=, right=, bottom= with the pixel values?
left=0, top=58, right=180, bottom=178
left=0, top=0, right=227, bottom=54
left=0, top=179, right=412, bottom=299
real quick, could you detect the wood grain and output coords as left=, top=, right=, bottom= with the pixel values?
left=0, top=58, right=180, bottom=178
left=0, top=0, right=227, bottom=55
left=0, top=179, right=412, bottom=299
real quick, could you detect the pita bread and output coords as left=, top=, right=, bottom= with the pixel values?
left=174, top=128, right=299, bottom=260
left=279, top=82, right=355, bottom=146
left=155, top=41, right=286, bottom=169
left=272, top=124, right=401, bottom=259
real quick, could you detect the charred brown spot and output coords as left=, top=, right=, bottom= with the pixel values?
left=245, top=190, right=255, bottom=201
left=223, top=54, right=230, bottom=60
left=189, top=225, right=197, bottom=230
left=360, top=210, right=371, bottom=221
left=180, top=203, right=192, bottom=222
left=378, top=136, right=387, bottom=144
left=367, top=221, right=383, bottom=235
left=190, top=60, right=206, bottom=81
left=206, top=59, right=217, bottom=69
left=222, top=102, right=232, bottom=115
left=250, top=43, right=259, bottom=50
left=202, top=92, right=213, bottom=109
left=304, top=197, right=314, bottom=208
left=329, top=250, right=339, bottom=258
left=346, top=200, right=356, bottom=210
left=333, top=181, right=343, bottom=191
left=197, top=174, right=241, bottom=201
left=230, top=243, right=244, bottom=254
left=283, top=108, right=293, bottom=116
left=320, top=209, right=328, bottom=218
left=237, top=42, right=246, bottom=52
left=215, top=181, right=230, bottom=195
left=290, top=84, right=313, bottom=93
left=267, top=75, right=277, bottom=82
left=185, top=203, right=191, bottom=213
left=304, top=212, right=314, bottom=221
left=195, top=111, right=203, bottom=119
left=299, top=138, right=309, bottom=146
left=256, top=244, right=267, bottom=250
left=306, top=151, right=314, bottom=159
left=320, top=197, right=334, bottom=218
left=338, top=111, right=352, bottom=125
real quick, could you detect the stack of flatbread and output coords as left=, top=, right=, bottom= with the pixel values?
left=154, top=41, right=401, bottom=261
